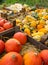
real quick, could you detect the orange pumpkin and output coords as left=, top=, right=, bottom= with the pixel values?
left=23, top=51, right=42, bottom=65
left=5, top=38, right=22, bottom=53
left=0, top=52, right=23, bottom=65
left=0, top=40, right=5, bottom=54
left=3, top=22, right=13, bottom=30
left=13, top=32, right=27, bottom=45
left=39, top=50, right=48, bottom=64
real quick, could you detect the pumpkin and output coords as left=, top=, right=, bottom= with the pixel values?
left=0, top=52, right=23, bottom=65
left=3, top=22, right=13, bottom=30
left=39, top=50, right=48, bottom=64
left=23, top=51, right=42, bottom=65
left=0, top=27, right=4, bottom=32
left=13, top=32, right=27, bottom=45
left=0, top=40, right=5, bottom=54
left=5, top=38, right=22, bottom=53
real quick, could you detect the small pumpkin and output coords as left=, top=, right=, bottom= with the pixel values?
left=5, top=38, right=22, bottom=53
left=0, top=52, right=23, bottom=65
left=0, top=40, right=5, bottom=54
left=39, top=50, right=48, bottom=64
left=13, top=32, right=27, bottom=45
left=23, top=51, right=42, bottom=65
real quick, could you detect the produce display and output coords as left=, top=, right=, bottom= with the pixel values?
left=0, top=32, right=48, bottom=65
left=0, top=17, right=13, bottom=32
left=0, top=3, right=48, bottom=65
left=16, top=8, right=48, bottom=46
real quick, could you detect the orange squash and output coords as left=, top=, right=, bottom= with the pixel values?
left=24, top=28, right=31, bottom=35
left=39, top=28, right=47, bottom=33
left=0, top=52, right=23, bottom=65
left=37, top=24, right=44, bottom=30
left=23, top=51, right=42, bottom=65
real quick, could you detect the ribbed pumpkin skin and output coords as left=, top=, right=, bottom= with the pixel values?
left=0, top=52, right=23, bottom=65
left=23, top=51, right=42, bottom=65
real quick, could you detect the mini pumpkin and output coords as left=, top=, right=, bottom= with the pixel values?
left=13, top=32, right=27, bottom=45
left=5, top=38, right=22, bottom=53
left=39, top=50, right=48, bottom=64
left=0, top=40, right=5, bottom=54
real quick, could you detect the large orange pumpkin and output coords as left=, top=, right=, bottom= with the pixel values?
left=39, top=50, right=48, bottom=64
left=0, top=52, right=23, bottom=65
left=0, top=40, right=5, bottom=54
left=13, top=32, right=27, bottom=45
left=5, top=38, right=22, bottom=53
left=23, top=51, right=42, bottom=65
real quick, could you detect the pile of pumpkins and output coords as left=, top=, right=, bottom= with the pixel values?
left=0, top=32, right=48, bottom=65
left=16, top=8, right=48, bottom=46
left=0, top=17, right=13, bottom=32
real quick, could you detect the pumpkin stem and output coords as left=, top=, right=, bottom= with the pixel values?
left=34, top=53, right=38, bottom=56
left=12, top=55, right=18, bottom=61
